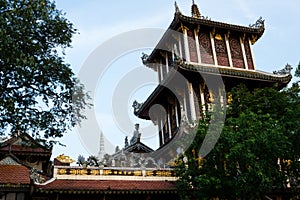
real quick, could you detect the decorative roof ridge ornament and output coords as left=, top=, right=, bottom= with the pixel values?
left=273, top=64, right=293, bottom=75
left=249, top=16, right=265, bottom=29
left=130, top=123, right=141, bottom=145
left=174, top=1, right=181, bottom=14
left=132, top=100, right=143, bottom=113
left=141, top=52, right=149, bottom=65
left=191, top=0, right=201, bottom=18
left=56, top=154, right=76, bottom=164
left=30, top=168, right=45, bottom=184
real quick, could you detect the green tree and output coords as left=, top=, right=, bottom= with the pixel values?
left=0, top=0, right=90, bottom=146
left=176, top=65, right=300, bottom=199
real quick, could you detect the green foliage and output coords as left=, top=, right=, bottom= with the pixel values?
left=176, top=74, right=300, bottom=199
left=295, top=62, right=300, bottom=78
left=0, top=0, right=90, bottom=146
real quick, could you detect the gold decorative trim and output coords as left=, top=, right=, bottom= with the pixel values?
left=214, top=33, right=223, bottom=41
left=56, top=167, right=175, bottom=177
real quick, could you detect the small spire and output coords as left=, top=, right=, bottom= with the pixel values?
left=175, top=1, right=181, bottom=14
left=191, top=0, right=201, bottom=18
left=98, top=132, right=105, bottom=161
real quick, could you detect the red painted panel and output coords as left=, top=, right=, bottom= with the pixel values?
left=187, top=30, right=198, bottom=63
left=244, top=39, right=254, bottom=70
left=229, top=37, right=245, bottom=69
left=214, top=37, right=229, bottom=66
left=198, top=32, right=214, bottom=64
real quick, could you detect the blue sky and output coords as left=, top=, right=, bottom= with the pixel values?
left=52, top=0, right=300, bottom=160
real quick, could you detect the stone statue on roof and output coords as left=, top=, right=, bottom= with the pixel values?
left=130, top=123, right=141, bottom=145
left=124, top=136, right=129, bottom=148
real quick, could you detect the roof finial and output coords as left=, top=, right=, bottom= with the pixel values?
left=175, top=1, right=181, bottom=14
left=191, top=0, right=201, bottom=18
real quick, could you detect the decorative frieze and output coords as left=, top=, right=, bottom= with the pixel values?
left=56, top=167, right=176, bottom=179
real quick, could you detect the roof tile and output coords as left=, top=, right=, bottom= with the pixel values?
left=37, top=180, right=176, bottom=191
left=0, top=165, right=30, bottom=185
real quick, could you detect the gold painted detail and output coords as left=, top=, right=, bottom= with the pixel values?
left=58, top=169, right=66, bottom=175
left=156, top=170, right=172, bottom=177
left=56, top=168, right=175, bottom=177
left=69, top=169, right=80, bottom=175
left=227, top=92, right=233, bottom=104
left=250, top=35, right=258, bottom=45
left=283, top=159, right=292, bottom=166
left=133, top=171, right=142, bottom=176
left=123, top=171, right=132, bottom=175
left=214, top=34, right=223, bottom=41
left=146, top=171, right=154, bottom=176
left=56, top=154, right=75, bottom=164
left=90, top=170, right=100, bottom=175
left=103, top=170, right=112, bottom=175
left=209, top=91, right=214, bottom=103
left=80, top=169, right=88, bottom=175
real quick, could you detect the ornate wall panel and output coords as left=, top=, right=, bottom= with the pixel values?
left=214, top=35, right=229, bottom=66
left=244, top=39, right=254, bottom=70
left=229, top=36, right=245, bottom=69
left=198, top=32, right=214, bottom=64
left=187, top=30, right=198, bottom=63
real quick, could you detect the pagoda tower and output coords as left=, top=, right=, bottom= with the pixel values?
left=134, top=1, right=291, bottom=149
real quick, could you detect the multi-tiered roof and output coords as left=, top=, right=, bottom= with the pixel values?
left=136, top=2, right=292, bottom=120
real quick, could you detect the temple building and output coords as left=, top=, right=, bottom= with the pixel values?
left=0, top=133, right=52, bottom=200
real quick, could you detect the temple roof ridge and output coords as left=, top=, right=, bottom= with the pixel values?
left=170, top=1, right=264, bottom=35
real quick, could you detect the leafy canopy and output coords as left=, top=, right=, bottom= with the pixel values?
left=176, top=64, right=300, bottom=199
left=0, top=0, right=90, bottom=146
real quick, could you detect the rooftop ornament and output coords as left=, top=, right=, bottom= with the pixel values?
left=174, top=1, right=181, bottom=14
left=30, top=168, right=45, bottom=184
left=273, top=64, right=293, bottom=75
left=141, top=52, right=149, bottom=65
left=132, top=100, right=143, bottom=113
left=249, top=16, right=265, bottom=29
left=56, top=154, right=76, bottom=164
left=191, top=0, right=201, bottom=18
left=130, top=123, right=141, bottom=145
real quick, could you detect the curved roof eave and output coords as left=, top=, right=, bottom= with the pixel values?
left=177, top=62, right=292, bottom=84
left=135, top=63, right=291, bottom=119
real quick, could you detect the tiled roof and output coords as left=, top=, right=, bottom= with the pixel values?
left=37, top=179, right=177, bottom=191
left=124, top=141, right=154, bottom=153
left=134, top=62, right=291, bottom=119
left=172, top=12, right=264, bottom=37
left=0, top=165, right=30, bottom=185
left=145, top=11, right=265, bottom=65
left=177, top=62, right=292, bottom=84
left=0, top=145, right=51, bottom=155
left=0, top=133, right=52, bottom=156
